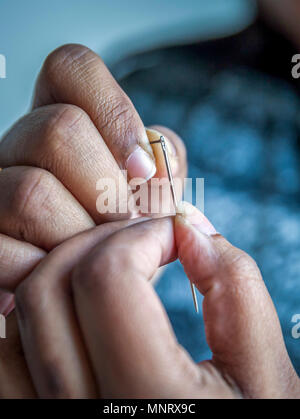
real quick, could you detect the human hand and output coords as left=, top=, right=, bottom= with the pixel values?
left=4, top=202, right=299, bottom=398
left=0, top=44, right=186, bottom=297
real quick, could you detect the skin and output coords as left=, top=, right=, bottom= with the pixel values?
left=1, top=204, right=299, bottom=398
left=0, top=39, right=299, bottom=398
left=0, top=44, right=187, bottom=296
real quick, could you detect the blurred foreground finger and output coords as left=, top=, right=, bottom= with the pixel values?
left=147, top=126, right=187, bottom=180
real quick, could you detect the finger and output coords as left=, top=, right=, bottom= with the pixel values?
left=15, top=217, right=149, bottom=398
left=0, top=290, right=15, bottom=316
left=0, top=166, right=94, bottom=251
left=0, top=104, right=133, bottom=222
left=71, top=218, right=205, bottom=398
left=0, top=234, right=46, bottom=292
left=175, top=201, right=299, bottom=398
left=32, top=44, right=156, bottom=181
left=0, top=311, right=36, bottom=398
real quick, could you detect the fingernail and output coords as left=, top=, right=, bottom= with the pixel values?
left=126, top=146, right=156, bottom=181
left=176, top=201, right=217, bottom=236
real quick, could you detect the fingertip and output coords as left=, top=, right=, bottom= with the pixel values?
left=176, top=201, right=217, bottom=236
left=174, top=204, right=218, bottom=292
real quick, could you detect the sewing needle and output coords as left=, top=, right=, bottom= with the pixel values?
left=150, top=136, right=199, bottom=313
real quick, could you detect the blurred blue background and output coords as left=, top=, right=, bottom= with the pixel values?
left=1, top=0, right=300, bottom=379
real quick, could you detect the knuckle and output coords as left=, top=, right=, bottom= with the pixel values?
left=71, top=250, right=111, bottom=295
left=34, top=104, right=92, bottom=172
left=40, top=104, right=88, bottom=156
left=11, top=167, right=53, bottom=219
left=224, top=246, right=261, bottom=282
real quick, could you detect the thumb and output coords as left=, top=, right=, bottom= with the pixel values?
left=175, top=202, right=299, bottom=399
